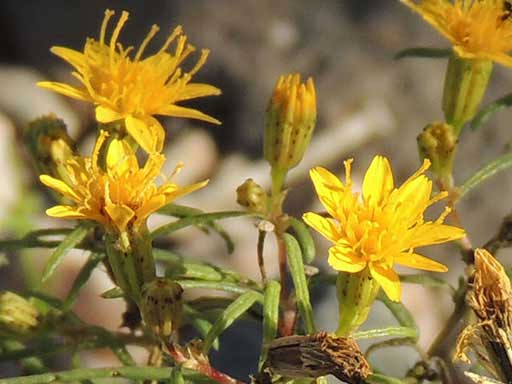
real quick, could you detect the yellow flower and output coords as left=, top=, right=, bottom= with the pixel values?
left=400, top=0, right=512, bottom=67
left=37, top=9, right=221, bottom=153
left=39, top=131, right=207, bottom=234
left=303, top=155, right=465, bottom=301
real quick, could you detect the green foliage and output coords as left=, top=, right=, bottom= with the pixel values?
left=394, top=47, right=452, bottom=60
left=284, top=233, right=315, bottom=334
left=41, top=224, right=93, bottom=283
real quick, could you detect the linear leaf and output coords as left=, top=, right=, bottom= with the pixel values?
left=151, top=211, right=250, bottom=239
left=284, top=233, right=315, bottom=334
left=101, top=287, right=124, bottom=299
left=394, top=47, right=451, bottom=60
left=353, top=326, right=418, bottom=340
left=367, top=373, right=405, bottom=384
left=202, top=291, right=260, bottom=353
left=63, top=253, right=105, bottom=311
left=459, top=151, right=512, bottom=200
left=289, top=218, right=316, bottom=263
left=0, top=366, right=182, bottom=384
left=471, top=93, right=512, bottom=131
left=377, top=292, right=418, bottom=341
left=158, top=204, right=235, bottom=253
left=399, top=274, right=454, bottom=292
left=175, top=280, right=263, bottom=301
left=184, top=305, right=219, bottom=350
left=41, top=224, right=93, bottom=283
left=259, top=280, right=281, bottom=369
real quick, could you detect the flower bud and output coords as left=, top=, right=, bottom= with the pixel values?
left=417, top=122, right=457, bottom=180
left=140, top=278, right=184, bottom=339
left=264, top=74, right=316, bottom=171
left=236, top=178, right=268, bottom=214
left=0, top=292, right=40, bottom=337
left=24, top=114, right=76, bottom=179
left=263, top=332, right=369, bottom=383
left=336, top=269, right=380, bottom=337
left=442, top=55, right=492, bottom=134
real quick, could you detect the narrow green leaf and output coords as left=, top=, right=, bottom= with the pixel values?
left=399, top=273, right=454, bottom=292
left=41, top=224, right=92, bottom=283
left=394, top=47, right=451, bottom=60
left=101, top=287, right=124, bottom=299
left=170, top=367, right=185, bottom=384
left=184, top=304, right=219, bottom=350
left=63, top=253, right=105, bottom=311
left=175, top=280, right=263, bottom=301
left=367, top=373, right=404, bottom=384
left=259, top=280, right=281, bottom=369
left=353, top=326, right=418, bottom=340
left=202, top=291, right=260, bottom=353
left=471, top=93, right=512, bottom=131
left=158, top=204, right=235, bottom=253
left=151, top=211, right=250, bottom=239
left=377, top=292, right=418, bottom=340
left=284, top=233, right=315, bottom=334
left=289, top=218, right=316, bottom=263
left=0, top=366, right=180, bottom=384
left=459, top=151, right=512, bottom=200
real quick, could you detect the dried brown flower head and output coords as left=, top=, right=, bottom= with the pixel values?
left=264, top=332, right=370, bottom=383
left=455, top=248, right=512, bottom=382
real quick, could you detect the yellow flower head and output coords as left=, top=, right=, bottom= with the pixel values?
left=303, top=155, right=465, bottom=301
left=401, top=0, right=512, bottom=66
left=37, top=9, right=221, bottom=153
left=40, top=131, right=208, bottom=234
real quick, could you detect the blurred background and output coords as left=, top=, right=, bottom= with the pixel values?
left=1, top=0, right=512, bottom=380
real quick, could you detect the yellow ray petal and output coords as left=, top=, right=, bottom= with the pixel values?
left=106, top=138, right=138, bottom=174
left=158, top=104, right=221, bottom=125
left=370, top=262, right=401, bottom=302
left=125, top=115, right=157, bottom=153
left=105, top=204, right=135, bottom=233
left=309, top=166, right=345, bottom=217
left=46, top=205, right=88, bottom=219
left=328, top=244, right=367, bottom=273
left=362, top=155, right=393, bottom=207
left=96, top=106, right=124, bottom=123
left=40, top=175, right=81, bottom=201
left=408, top=223, right=465, bottom=248
left=50, top=46, right=87, bottom=70
left=174, top=83, right=222, bottom=102
left=394, top=252, right=448, bottom=272
left=37, top=81, right=90, bottom=101
left=302, top=212, right=340, bottom=243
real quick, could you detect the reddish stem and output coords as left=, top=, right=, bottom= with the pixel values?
left=166, top=344, right=244, bottom=384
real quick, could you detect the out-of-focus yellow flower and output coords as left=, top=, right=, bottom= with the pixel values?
left=38, top=9, right=221, bottom=153
left=400, top=0, right=512, bottom=67
left=303, top=155, right=465, bottom=301
left=39, top=131, right=208, bottom=234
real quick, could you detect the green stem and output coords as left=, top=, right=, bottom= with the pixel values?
left=0, top=366, right=182, bottom=384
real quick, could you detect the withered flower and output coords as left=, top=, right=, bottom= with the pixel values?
left=454, top=248, right=512, bottom=383
left=263, top=332, right=370, bottom=383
